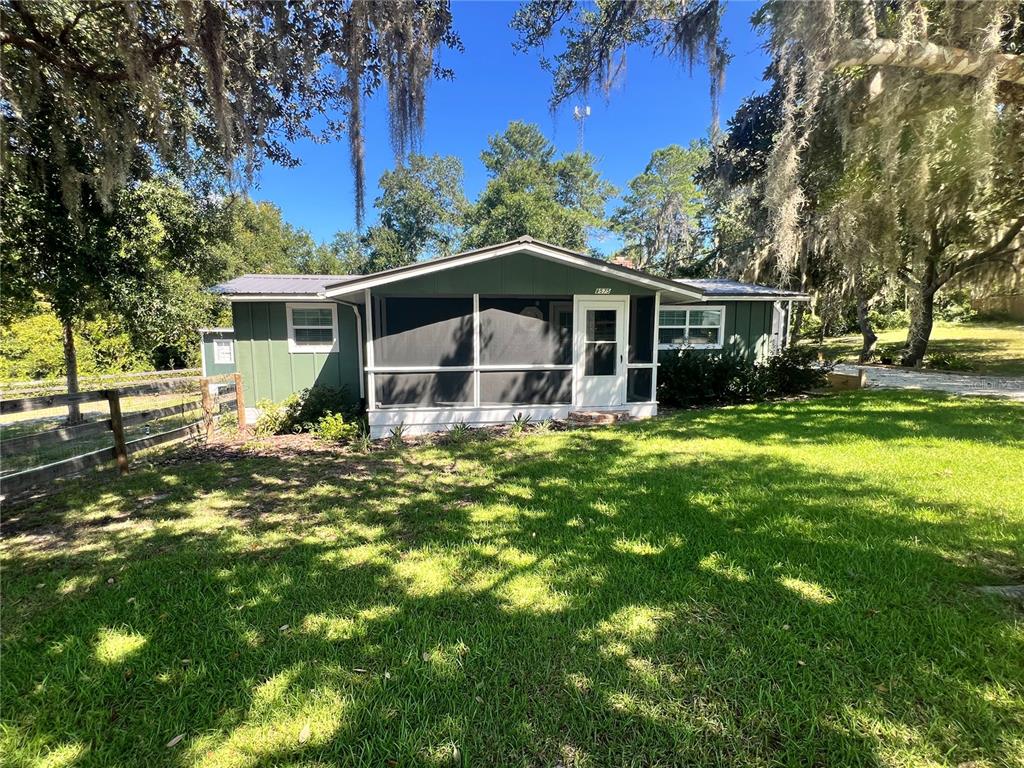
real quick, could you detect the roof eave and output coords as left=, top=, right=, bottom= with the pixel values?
left=216, top=293, right=328, bottom=301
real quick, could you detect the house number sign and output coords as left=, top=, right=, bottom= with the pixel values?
left=594, top=287, right=612, bottom=294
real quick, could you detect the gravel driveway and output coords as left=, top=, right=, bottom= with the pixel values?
left=834, top=364, right=1024, bottom=401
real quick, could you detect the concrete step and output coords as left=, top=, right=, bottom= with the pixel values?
left=567, top=410, right=629, bottom=425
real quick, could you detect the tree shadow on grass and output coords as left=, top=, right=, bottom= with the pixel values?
left=2, top=394, right=1023, bottom=766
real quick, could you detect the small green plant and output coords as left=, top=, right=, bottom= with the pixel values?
left=217, top=411, right=239, bottom=436
left=926, top=352, right=977, bottom=371
left=445, top=421, right=472, bottom=445
left=510, top=412, right=532, bottom=436
left=352, top=429, right=373, bottom=453
left=533, top=419, right=553, bottom=434
left=388, top=423, right=408, bottom=449
left=312, top=411, right=359, bottom=443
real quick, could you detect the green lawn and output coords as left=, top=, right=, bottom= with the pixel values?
left=3, top=391, right=1023, bottom=767
left=813, top=320, right=1024, bottom=375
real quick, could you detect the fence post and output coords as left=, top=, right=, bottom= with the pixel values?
left=232, top=372, right=246, bottom=431
left=106, top=389, right=130, bottom=474
left=200, top=377, right=214, bottom=440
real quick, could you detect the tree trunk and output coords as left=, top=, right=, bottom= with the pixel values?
left=62, top=317, right=84, bottom=425
left=901, top=286, right=935, bottom=367
left=856, top=292, right=878, bottom=363
left=791, top=302, right=807, bottom=339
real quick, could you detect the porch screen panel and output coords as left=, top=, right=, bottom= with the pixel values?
left=479, top=297, right=573, bottom=365
left=375, top=371, right=474, bottom=408
left=628, top=296, right=655, bottom=363
left=373, top=297, right=473, bottom=367
left=627, top=367, right=654, bottom=403
left=479, top=370, right=572, bottom=406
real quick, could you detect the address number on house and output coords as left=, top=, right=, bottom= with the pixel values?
left=594, top=288, right=612, bottom=294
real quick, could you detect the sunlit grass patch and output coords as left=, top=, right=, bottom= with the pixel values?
left=93, top=627, right=147, bottom=665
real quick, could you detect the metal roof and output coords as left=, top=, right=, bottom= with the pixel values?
left=212, top=274, right=357, bottom=296
left=676, top=278, right=808, bottom=299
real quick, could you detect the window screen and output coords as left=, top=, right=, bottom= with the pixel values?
left=212, top=339, right=234, bottom=364
left=375, top=371, right=473, bottom=408
left=479, top=370, right=572, bottom=406
left=629, top=296, right=655, bottom=363
left=373, top=297, right=473, bottom=366
left=627, top=367, right=654, bottom=403
left=289, top=305, right=336, bottom=351
left=584, top=309, right=617, bottom=376
left=479, top=297, right=573, bottom=365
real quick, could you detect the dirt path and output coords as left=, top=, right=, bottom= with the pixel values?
left=834, top=364, right=1024, bottom=401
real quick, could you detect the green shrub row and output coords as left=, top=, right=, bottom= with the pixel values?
left=658, top=347, right=831, bottom=408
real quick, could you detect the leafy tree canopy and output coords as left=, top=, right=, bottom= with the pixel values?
left=610, top=141, right=709, bottom=276
left=464, top=122, right=615, bottom=250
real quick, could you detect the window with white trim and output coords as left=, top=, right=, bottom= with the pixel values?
left=658, top=306, right=725, bottom=349
left=287, top=303, right=338, bottom=354
left=212, top=339, right=234, bottom=364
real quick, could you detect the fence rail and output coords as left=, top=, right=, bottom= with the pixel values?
left=0, top=368, right=202, bottom=396
left=0, top=373, right=243, bottom=499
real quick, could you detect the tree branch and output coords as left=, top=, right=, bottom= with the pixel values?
left=941, top=216, right=1024, bottom=284
left=832, top=38, right=1024, bottom=87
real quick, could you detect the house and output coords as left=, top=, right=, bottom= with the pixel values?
left=212, top=237, right=808, bottom=437
left=199, top=328, right=236, bottom=378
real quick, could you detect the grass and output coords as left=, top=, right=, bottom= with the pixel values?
left=812, top=320, right=1024, bottom=375
left=2, top=391, right=1023, bottom=767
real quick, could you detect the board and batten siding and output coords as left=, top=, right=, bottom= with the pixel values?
left=374, top=252, right=657, bottom=297
left=232, top=301, right=362, bottom=404
left=658, top=300, right=775, bottom=363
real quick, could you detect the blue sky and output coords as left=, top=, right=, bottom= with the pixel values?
left=253, top=1, right=771, bottom=253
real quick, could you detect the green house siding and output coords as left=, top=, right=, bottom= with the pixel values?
left=658, top=300, right=774, bottom=364
left=201, top=331, right=236, bottom=377
left=723, top=300, right=774, bottom=362
left=233, top=302, right=362, bottom=405
left=375, top=253, right=657, bottom=297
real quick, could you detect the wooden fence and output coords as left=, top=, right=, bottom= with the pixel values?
left=0, top=373, right=245, bottom=499
left=0, top=368, right=202, bottom=397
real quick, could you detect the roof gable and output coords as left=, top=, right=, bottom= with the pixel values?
left=322, top=237, right=702, bottom=299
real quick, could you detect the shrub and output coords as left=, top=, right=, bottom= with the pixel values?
left=758, top=346, right=831, bottom=395
left=312, top=411, right=359, bottom=443
left=925, top=352, right=976, bottom=371
left=658, top=347, right=830, bottom=408
left=286, top=385, right=355, bottom=428
left=868, top=307, right=910, bottom=331
left=935, top=289, right=977, bottom=324
left=252, top=385, right=357, bottom=436
left=252, top=395, right=297, bottom=437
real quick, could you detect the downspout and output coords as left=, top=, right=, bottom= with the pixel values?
left=332, top=299, right=366, bottom=400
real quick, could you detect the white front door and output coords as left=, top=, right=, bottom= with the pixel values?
left=575, top=296, right=627, bottom=407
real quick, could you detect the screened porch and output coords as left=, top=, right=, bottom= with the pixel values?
left=360, top=292, right=660, bottom=434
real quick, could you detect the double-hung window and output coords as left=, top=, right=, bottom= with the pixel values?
left=287, top=303, right=338, bottom=354
left=658, top=306, right=725, bottom=350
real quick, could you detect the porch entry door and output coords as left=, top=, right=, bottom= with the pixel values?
left=576, top=297, right=628, bottom=407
